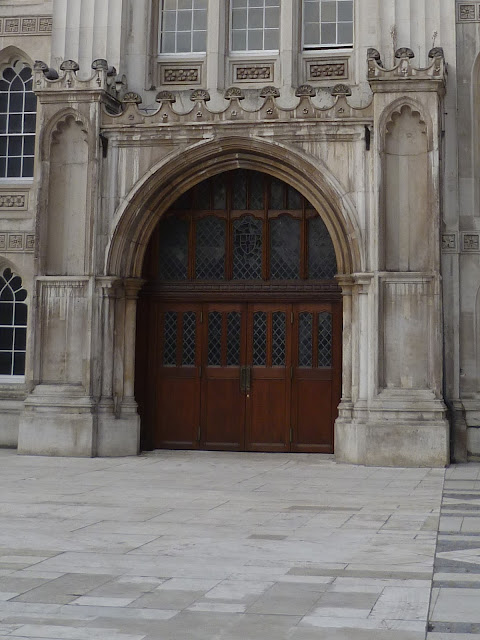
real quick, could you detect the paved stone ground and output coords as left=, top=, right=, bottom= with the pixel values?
left=0, top=449, right=478, bottom=640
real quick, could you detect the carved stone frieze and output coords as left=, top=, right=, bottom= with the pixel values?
left=0, top=193, right=27, bottom=210
left=457, top=3, right=479, bottom=21
left=0, top=16, right=52, bottom=36
left=306, top=59, right=348, bottom=82
left=234, top=65, right=272, bottom=82
left=0, top=232, right=35, bottom=252
left=462, top=233, right=480, bottom=252
left=442, top=233, right=457, bottom=252
left=160, top=66, right=201, bottom=84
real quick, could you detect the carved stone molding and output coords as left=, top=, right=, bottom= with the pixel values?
left=442, top=233, right=458, bottom=253
left=158, top=62, right=203, bottom=86
left=0, top=232, right=35, bottom=252
left=0, top=192, right=28, bottom=211
left=305, top=58, right=349, bottom=82
left=0, top=16, right=52, bottom=36
left=457, top=3, right=480, bottom=21
left=234, top=64, right=272, bottom=82
left=462, top=232, right=480, bottom=252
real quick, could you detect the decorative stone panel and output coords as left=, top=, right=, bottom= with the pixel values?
left=233, top=64, right=273, bottom=82
left=159, top=63, right=202, bottom=86
left=457, top=3, right=480, bottom=22
left=442, top=233, right=458, bottom=253
left=462, top=232, right=480, bottom=252
left=0, top=232, right=35, bottom=252
left=0, top=16, right=52, bottom=35
left=0, top=192, right=28, bottom=211
left=305, top=58, right=349, bottom=82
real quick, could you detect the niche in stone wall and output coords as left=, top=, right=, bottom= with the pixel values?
left=45, top=115, right=88, bottom=276
left=384, top=105, right=431, bottom=272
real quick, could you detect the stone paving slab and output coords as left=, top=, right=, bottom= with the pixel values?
left=0, top=448, right=464, bottom=640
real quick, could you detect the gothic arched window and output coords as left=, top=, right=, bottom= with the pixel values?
left=0, top=62, right=37, bottom=178
left=0, top=268, right=27, bottom=378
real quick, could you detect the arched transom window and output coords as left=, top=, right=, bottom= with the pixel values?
left=0, top=62, right=37, bottom=178
left=0, top=268, right=27, bottom=378
left=152, top=169, right=337, bottom=282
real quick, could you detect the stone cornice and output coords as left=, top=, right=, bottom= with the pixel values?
left=367, top=47, right=446, bottom=95
left=102, top=84, right=373, bottom=127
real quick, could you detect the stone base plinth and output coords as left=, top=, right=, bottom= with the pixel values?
left=97, top=412, right=140, bottom=457
left=335, top=418, right=450, bottom=467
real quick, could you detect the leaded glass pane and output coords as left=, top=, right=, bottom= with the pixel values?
left=163, top=311, right=177, bottom=366
left=233, top=216, right=263, bottom=280
left=208, top=311, right=222, bottom=366
left=227, top=311, right=241, bottom=366
left=160, top=0, right=207, bottom=54
left=308, top=216, right=337, bottom=279
left=253, top=311, right=267, bottom=366
left=232, top=169, right=247, bottom=209
left=303, top=0, right=354, bottom=48
left=249, top=172, right=264, bottom=209
left=196, top=179, right=211, bottom=209
left=158, top=216, right=189, bottom=280
left=287, top=185, right=302, bottom=209
left=272, top=312, right=286, bottom=366
left=270, top=178, right=284, bottom=209
left=299, top=312, right=313, bottom=367
left=318, top=312, right=332, bottom=367
left=0, top=268, right=27, bottom=376
left=270, top=215, right=300, bottom=279
left=182, top=311, right=196, bottom=366
left=213, top=175, right=227, bottom=209
left=195, top=216, right=225, bottom=280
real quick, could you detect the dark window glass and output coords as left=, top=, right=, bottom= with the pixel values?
left=163, top=311, right=177, bottom=366
left=249, top=172, right=264, bottom=209
left=232, top=169, right=247, bottom=209
left=270, top=178, right=284, bottom=209
left=308, top=216, right=337, bottom=279
left=253, top=311, right=267, bottom=366
left=158, top=216, right=189, bottom=280
left=0, top=269, right=28, bottom=376
left=227, top=312, right=241, bottom=366
left=272, top=312, right=286, bottom=366
left=318, top=312, right=332, bottom=367
left=299, top=312, right=313, bottom=367
left=208, top=311, right=222, bottom=366
left=182, top=311, right=196, bottom=367
left=270, top=215, right=300, bottom=279
left=0, top=65, right=36, bottom=178
left=233, top=216, right=263, bottom=280
left=195, top=216, right=225, bottom=280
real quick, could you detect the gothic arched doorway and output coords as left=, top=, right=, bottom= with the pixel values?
left=136, top=169, right=342, bottom=453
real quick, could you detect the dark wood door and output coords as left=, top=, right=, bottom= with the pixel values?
left=201, top=303, right=246, bottom=450
left=138, top=299, right=340, bottom=453
left=246, top=303, right=291, bottom=452
left=291, top=302, right=342, bottom=453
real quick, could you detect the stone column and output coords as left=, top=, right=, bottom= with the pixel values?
left=96, top=277, right=119, bottom=413
left=337, top=276, right=354, bottom=412
left=120, top=278, right=144, bottom=416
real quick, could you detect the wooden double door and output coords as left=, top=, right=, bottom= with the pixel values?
left=137, top=299, right=341, bottom=453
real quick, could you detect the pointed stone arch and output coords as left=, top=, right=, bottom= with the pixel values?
left=106, top=136, right=362, bottom=279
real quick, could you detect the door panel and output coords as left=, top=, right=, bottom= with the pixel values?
left=246, top=304, right=291, bottom=451
left=291, top=303, right=341, bottom=453
left=201, top=304, right=246, bottom=450
left=154, top=304, right=202, bottom=449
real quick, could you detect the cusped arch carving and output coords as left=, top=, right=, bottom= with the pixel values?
left=0, top=45, right=34, bottom=70
left=41, top=109, right=90, bottom=161
left=106, top=137, right=362, bottom=279
left=380, top=98, right=433, bottom=152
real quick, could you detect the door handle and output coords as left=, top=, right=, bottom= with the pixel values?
left=240, top=366, right=246, bottom=392
left=245, top=366, right=251, bottom=393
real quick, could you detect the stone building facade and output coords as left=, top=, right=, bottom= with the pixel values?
left=0, top=0, right=474, bottom=466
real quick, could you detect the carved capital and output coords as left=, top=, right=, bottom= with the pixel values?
left=260, top=85, right=280, bottom=98
left=123, top=92, right=142, bottom=105
left=225, top=87, right=245, bottom=100
left=295, top=84, right=316, bottom=97
left=331, top=84, right=352, bottom=97
left=60, top=60, right=80, bottom=72
left=156, top=90, right=176, bottom=103
left=190, top=89, right=210, bottom=102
